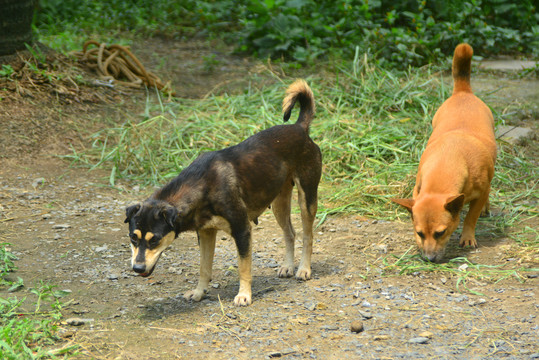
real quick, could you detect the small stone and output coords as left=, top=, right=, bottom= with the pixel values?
left=32, top=178, right=45, bottom=188
left=321, top=325, right=339, bottom=331
left=52, top=224, right=71, bottom=230
left=419, top=331, right=433, bottom=338
left=495, top=125, right=534, bottom=145
left=58, top=329, right=75, bottom=338
left=350, top=320, right=364, bottom=333
left=95, top=245, right=108, bottom=253
left=358, top=309, right=373, bottom=319
left=66, top=318, right=93, bottom=326
left=468, top=298, right=487, bottom=306
left=409, top=337, right=429, bottom=344
left=108, top=274, right=119, bottom=280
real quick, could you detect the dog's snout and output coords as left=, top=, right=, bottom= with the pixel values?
left=425, top=253, right=438, bottom=262
left=132, top=263, right=146, bottom=273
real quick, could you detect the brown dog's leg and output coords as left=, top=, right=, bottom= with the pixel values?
left=184, top=228, right=217, bottom=301
left=272, top=181, right=296, bottom=278
left=295, top=182, right=317, bottom=280
left=460, top=191, right=489, bottom=248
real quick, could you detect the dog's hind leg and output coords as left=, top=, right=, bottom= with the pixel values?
left=184, top=228, right=217, bottom=302
left=272, top=181, right=296, bottom=278
left=295, top=180, right=318, bottom=281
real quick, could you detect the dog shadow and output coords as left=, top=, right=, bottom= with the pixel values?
left=443, top=210, right=509, bottom=261
left=139, top=262, right=334, bottom=319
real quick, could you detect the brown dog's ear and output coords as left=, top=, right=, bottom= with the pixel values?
left=125, top=204, right=141, bottom=223
left=444, top=194, right=465, bottom=218
left=392, top=198, right=414, bottom=214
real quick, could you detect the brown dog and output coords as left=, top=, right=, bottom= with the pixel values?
left=392, top=44, right=496, bottom=262
left=124, top=79, right=321, bottom=306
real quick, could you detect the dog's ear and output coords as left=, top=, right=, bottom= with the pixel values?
left=444, top=194, right=465, bottom=218
left=162, top=207, right=178, bottom=229
left=392, top=198, right=414, bottom=214
left=125, top=204, right=141, bottom=223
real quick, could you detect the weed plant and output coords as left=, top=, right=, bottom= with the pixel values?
left=0, top=242, right=76, bottom=359
left=33, top=0, right=539, bottom=67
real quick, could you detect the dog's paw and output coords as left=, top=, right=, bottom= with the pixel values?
left=183, top=288, right=206, bottom=302
left=233, top=292, right=252, bottom=306
left=277, top=265, right=295, bottom=278
left=459, top=236, right=477, bottom=248
left=295, top=267, right=311, bottom=281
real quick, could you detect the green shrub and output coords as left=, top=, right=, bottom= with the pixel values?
left=34, top=0, right=538, bottom=67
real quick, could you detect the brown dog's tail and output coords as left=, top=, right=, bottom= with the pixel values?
left=282, top=79, right=315, bottom=132
left=452, top=43, right=473, bottom=94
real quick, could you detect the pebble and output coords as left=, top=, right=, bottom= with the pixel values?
left=52, top=224, right=71, bottom=230
left=358, top=309, right=373, bottom=319
left=468, top=298, right=487, bottom=306
left=350, top=320, right=364, bottom=333
left=320, top=325, right=339, bottom=331
left=95, top=245, right=108, bottom=253
left=32, top=177, right=45, bottom=187
left=409, top=337, right=429, bottom=344
left=65, top=318, right=93, bottom=326
left=108, top=274, right=119, bottom=280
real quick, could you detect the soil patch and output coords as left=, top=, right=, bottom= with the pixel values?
left=0, top=40, right=537, bottom=359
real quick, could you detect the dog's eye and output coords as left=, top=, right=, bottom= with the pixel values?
left=149, top=236, right=161, bottom=248
left=434, top=230, right=446, bottom=239
left=416, top=231, right=425, bottom=239
left=130, top=234, right=138, bottom=245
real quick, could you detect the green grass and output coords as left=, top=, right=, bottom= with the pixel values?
left=382, top=250, right=536, bottom=296
left=0, top=243, right=78, bottom=359
left=68, top=52, right=440, bottom=217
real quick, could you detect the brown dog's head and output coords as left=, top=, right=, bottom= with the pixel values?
left=124, top=200, right=179, bottom=277
left=392, top=194, right=464, bottom=262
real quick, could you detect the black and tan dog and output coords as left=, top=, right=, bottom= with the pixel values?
left=124, top=79, right=321, bottom=306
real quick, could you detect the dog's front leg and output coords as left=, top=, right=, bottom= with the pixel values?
left=460, top=192, right=489, bottom=248
left=232, top=225, right=252, bottom=306
left=184, top=229, right=217, bottom=302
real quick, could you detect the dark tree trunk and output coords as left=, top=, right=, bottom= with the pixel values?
left=0, top=0, right=35, bottom=56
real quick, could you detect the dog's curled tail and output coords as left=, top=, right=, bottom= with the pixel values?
left=452, top=43, right=473, bottom=94
left=282, top=79, right=315, bottom=132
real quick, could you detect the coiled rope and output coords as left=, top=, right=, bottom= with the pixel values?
left=72, top=40, right=175, bottom=95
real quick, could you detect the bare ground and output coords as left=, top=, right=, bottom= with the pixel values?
left=0, top=39, right=538, bottom=359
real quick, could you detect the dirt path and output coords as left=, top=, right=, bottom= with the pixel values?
left=0, top=157, right=537, bottom=359
left=0, top=40, right=538, bottom=359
